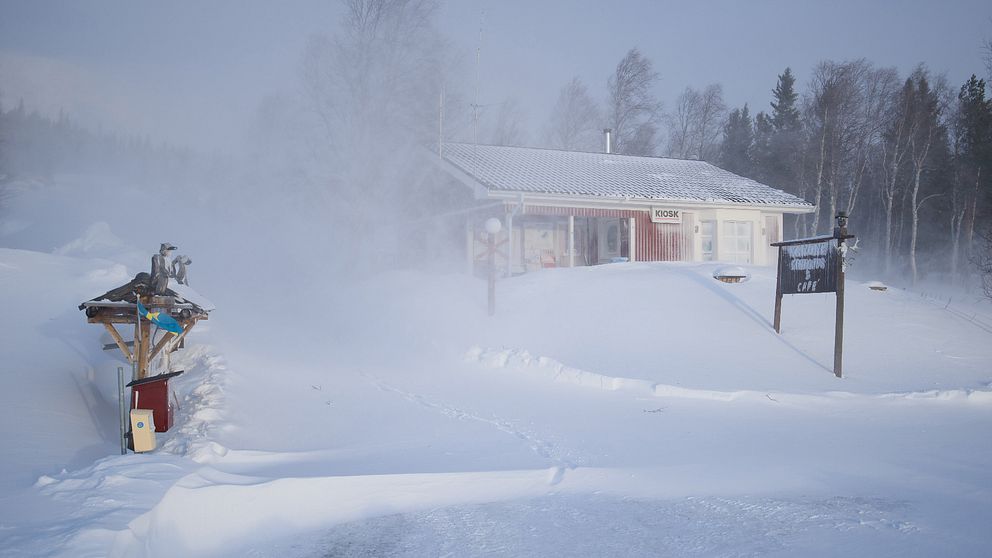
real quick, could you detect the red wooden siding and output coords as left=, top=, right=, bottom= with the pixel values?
left=518, top=205, right=642, bottom=218
left=634, top=211, right=694, bottom=262
left=518, top=205, right=695, bottom=263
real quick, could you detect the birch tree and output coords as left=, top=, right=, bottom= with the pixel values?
left=878, top=76, right=917, bottom=272
left=666, top=87, right=699, bottom=158
left=488, top=97, right=528, bottom=147
left=606, top=48, right=662, bottom=155
left=0, top=94, right=7, bottom=221
left=665, top=84, right=725, bottom=161
left=803, top=62, right=848, bottom=235
left=802, top=60, right=890, bottom=236
left=545, top=77, right=601, bottom=151
left=298, top=0, right=456, bottom=270
left=843, top=65, right=899, bottom=218
left=904, top=67, right=949, bottom=285
left=693, top=84, right=727, bottom=161
left=300, top=0, right=449, bottom=210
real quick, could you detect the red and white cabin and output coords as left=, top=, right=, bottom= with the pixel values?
left=438, top=142, right=814, bottom=274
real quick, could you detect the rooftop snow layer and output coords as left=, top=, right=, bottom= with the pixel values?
left=441, top=142, right=813, bottom=208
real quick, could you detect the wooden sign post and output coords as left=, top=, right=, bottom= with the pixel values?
left=833, top=212, right=849, bottom=378
left=772, top=213, right=855, bottom=378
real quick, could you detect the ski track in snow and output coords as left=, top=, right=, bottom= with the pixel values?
left=365, top=374, right=577, bottom=472
left=915, top=290, right=992, bottom=335
left=270, top=493, right=922, bottom=558
left=465, top=346, right=992, bottom=406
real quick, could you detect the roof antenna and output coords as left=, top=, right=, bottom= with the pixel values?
left=472, top=9, right=486, bottom=146
left=438, top=86, right=444, bottom=159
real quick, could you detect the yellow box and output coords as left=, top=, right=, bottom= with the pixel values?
left=130, top=409, right=157, bottom=452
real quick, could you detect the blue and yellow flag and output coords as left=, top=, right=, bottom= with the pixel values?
left=136, top=301, right=183, bottom=335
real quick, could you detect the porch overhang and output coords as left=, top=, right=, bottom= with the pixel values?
left=481, top=190, right=817, bottom=216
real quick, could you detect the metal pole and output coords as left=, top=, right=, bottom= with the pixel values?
left=466, top=219, right=474, bottom=275
left=505, top=211, right=513, bottom=278
left=439, top=88, right=444, bottom=159
left=488, top=232, right=496, bottom=316
left=133, top=292, right=140, bottom=383
left=834, top=213, right=848, bottom=378
left=118, top=366, right=127, bottom=455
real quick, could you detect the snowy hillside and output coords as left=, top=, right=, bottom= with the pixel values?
left=1, top=179, right=992, bottom=557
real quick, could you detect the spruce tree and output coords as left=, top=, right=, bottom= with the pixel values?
left=720, top=104, right=753, bottom=176
left=770, top=68, right=801, bottom=132
left=751, top=111, right=775, bottom=184
left=955, top=75, right=992, bottom=268
left=755, top=68, right=804, bottom=196
left=956, top=75, right=992, bottom=181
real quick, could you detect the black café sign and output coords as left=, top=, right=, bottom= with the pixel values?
left=778, top=239, right=839, bottom=294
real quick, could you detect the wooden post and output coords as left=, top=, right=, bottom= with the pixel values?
left=149, top=329, right=174, bottom=363
left=103, top=322, right=134, bottom=362
left=150, top=319, right=196, bottom=361
left=133, top=296, right=141, bottom=382
left=773, top=246, right=783, bottom=333
left=137, top=316, right=151, bottom=379
left=628, top=217, right=637, bottom=262
left=833, top=213, right=848, bottom=378
left=134, top=295, right=152, bottom=380
left=567, top=215, right=575, bottom=268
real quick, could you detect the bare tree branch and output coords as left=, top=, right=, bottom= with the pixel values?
left=545, top=77, right=601, bottom=151
left=607, top=48, right=661, bottom=155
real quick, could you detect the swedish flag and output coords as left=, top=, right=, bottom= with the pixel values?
left=137, top=301, right=184, bottom=335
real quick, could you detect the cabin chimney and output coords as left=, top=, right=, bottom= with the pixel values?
left=604, top=129, right=613, bottom=154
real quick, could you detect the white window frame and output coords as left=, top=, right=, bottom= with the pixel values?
left=722, top=220, right=752, bottom=264
left=700, top=220, right=716, bottom=261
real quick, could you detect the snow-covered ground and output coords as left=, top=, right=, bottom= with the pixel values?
left=1, top=178, right=991, bottom=557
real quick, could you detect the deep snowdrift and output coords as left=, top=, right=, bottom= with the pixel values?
left=1, top=177, right=991, bottom=557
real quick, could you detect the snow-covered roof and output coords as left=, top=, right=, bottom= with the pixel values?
left=441, top=142, right=813, bottom=209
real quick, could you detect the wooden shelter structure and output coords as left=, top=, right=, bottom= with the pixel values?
left=79, top=272, right=210, bottom=380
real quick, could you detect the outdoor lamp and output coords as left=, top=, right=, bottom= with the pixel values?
left=485, top=218, right=502, bottom=235
left=836, top=212, right=848, bottom=228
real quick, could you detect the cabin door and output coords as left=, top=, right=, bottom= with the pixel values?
left=764, top=215, right=779, bottom=266
left=598, top=218, right=622, bottom=263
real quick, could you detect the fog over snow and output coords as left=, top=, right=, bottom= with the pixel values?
left=1, top=1, right=992, bottom=557
left=2, top=0, right=989, bottom=151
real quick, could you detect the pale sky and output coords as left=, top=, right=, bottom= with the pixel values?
left=1, top=0, right=989, bottom=152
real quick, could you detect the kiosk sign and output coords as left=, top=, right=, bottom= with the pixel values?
left=650, top=208, right=682, bottom=224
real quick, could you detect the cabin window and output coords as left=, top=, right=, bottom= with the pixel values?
left=700, top=220, right=715, bottom=261
left=722, top=220, right=752, bottom=264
